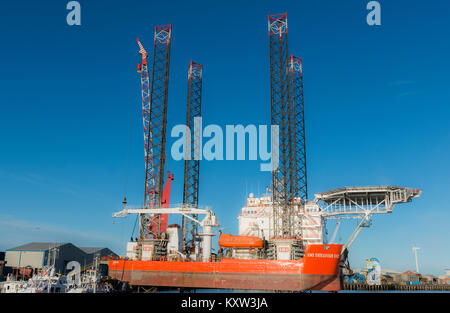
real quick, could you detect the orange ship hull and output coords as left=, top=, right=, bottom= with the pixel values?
left=108, top=244, right=343, bottom=291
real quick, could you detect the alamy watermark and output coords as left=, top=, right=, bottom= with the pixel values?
left=66, top=261, right=81, bottom=285
left=63, top=2, right=378, bottom=172
left=170, top=118, right=279, bottom=172
left=367, top=1, right=381, bottom=26
left=66, top=1, right=81, bottom=26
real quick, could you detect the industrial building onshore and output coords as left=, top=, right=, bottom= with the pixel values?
left=1, top=242, right=117, bottom=279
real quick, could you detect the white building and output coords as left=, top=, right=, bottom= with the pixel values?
left=237, top=193, right=324, bottom=245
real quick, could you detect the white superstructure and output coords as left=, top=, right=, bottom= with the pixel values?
left=237, top=193, right=324, bottom=245
left=113, top=206, right=219, bottom=262
left=238, top=193, right=273, bottom=239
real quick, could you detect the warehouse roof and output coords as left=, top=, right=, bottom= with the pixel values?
left=7, top=242, right=118, bottom=257
left=7, top=242, right=69, bottom=251
left=79, top=247, right=106, bottom=254
left=80, top=247, right=117, bottom=257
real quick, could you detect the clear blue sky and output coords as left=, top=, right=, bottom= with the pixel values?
left=0, top=0, right=449, bottom=275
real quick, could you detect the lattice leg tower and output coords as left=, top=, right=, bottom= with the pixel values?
left=289, top=55, right=308, bottom=203
left=268, top=13, right=294, bottom=237
left=182, top=61, right=203, bottom=253
left=137, top=24, right=172, bottom=240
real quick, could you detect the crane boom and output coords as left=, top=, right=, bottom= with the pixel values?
left=136, top=38, right=157, bottom=239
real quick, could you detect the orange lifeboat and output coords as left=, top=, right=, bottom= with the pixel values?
left=218, top=233, right=263, bottom=248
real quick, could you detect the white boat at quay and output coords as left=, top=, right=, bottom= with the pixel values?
left=0, top=250, right=112, bottom=293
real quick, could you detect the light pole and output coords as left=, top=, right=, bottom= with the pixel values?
left=412, top=245, right=420, bottom=273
